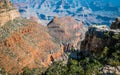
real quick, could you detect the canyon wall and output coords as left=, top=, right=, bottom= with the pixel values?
left=111, top=17, right=120, bottom=29
left=81, top=19, right=120, bottom=54
left=0, top=9, right=20, bottom=27
left=47, top=16, right=87, bottom=50
left=0, top=1, right=64, bottom=74
left=0, top=17, right=64, bottom=74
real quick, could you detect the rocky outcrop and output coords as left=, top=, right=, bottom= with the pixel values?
left=111, top=17, right=120, bottom=29
left=0, top=0, right=20, bottom=27
left=80, top=19, right=120, bottom=75
left=81, top=25, right=120, bottom=53
left=47, top=16, right=87, bottom=50
left=0, top=9, right=20, bottom=27
left=100, top=65, right=120, bottom=75
left=0, top=0, right=13, bottom=10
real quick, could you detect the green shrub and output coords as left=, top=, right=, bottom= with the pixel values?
left=112, top=34, right=120, bottom=40
left=0, top=67, right=10, bottom=75
left=21, top=67, right=33, bottom=75
left=104, top=31, right=110, bottom=37
left=109, top=59, right=120, bottom=66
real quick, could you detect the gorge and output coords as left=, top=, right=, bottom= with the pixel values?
left=0, top=0, right=120, bottom=75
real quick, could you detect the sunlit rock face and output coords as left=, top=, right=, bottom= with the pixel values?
left=11, top=0, right=120, bottom=25
left=0, top=17, right=64, bottom=74
left=0, top=0, right=20, bottom=26
left=0, top=0, right=64, bottom=74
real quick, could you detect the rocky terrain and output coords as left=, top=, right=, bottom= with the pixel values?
left=0, top=0, right=20, bottom=26
left=0, top=0, right=120, bottom=75
left=47, top=16, right=87, bottom=50
left=0, top=0, right=86, bottom=74
left=81, top=20, right=120, bottom=53
left=80, top=18, right=120, bottom=75
left=100, top=65, right=120, bottom=75
left=0, top=0, right=63, bottom=74
left=111, top=17, right=120, bottom=29
left=10, top=0, right=120, bottom=25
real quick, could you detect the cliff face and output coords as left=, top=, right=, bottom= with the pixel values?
left=111, top=17, right=120, bottom=29
left=47, top=16, right=87, bottom=50
left=0, top=1, right=64, bottom=74
left=0, top=9, right=20, bottom=26
left=0, top=17, right=64, bottom=74
left=81, top=23, right=120, bottom=54
left=0, top=0, right=20, bottom=27
left=80, top=20, right=120, bottom=75
left=0, top=0, right=12, bottom=9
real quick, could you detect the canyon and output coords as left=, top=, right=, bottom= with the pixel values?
left=11, top=0, right=120, bottom=26
left=0, top=0, right=120, bottom=75
left=0, top=0, right=85, bottom=74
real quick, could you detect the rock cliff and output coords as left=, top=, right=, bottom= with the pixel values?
left=47, top=16, right=87, bottom=50
left=81, top=21, right=120, bottom=54
left=0, top=0, right=20, bottom=27
left=0, top=0, right=64, bottom=74
left=111, top=17, right=120, bottom=29
left=0, top=9, right=20, bottom=27
left=0, top=17, right=65, bottom=74
left=79, top=18, right=120, bottom=75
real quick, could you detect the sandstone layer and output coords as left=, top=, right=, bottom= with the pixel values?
left=0, top=17, right=64, bottom=74
left=0, top=0, right=64, bottom=74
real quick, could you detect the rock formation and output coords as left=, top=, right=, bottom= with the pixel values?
left=81, top=23, right=120, bottom=54
left=111, top=17, right=120, bottom=29
left=0, top=0, right=12, bottom=9
left=0, top=0, right=20, bottom=27
left=47, top=16, right=87, bottom=50
left=0, top=1, right=64, bottom=74
left=80, top=19, right=120, bottom=75
left=100, top=65, right=120, bottom=75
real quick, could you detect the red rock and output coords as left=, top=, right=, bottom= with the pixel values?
left=0, top=1, right=63, bottom=73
